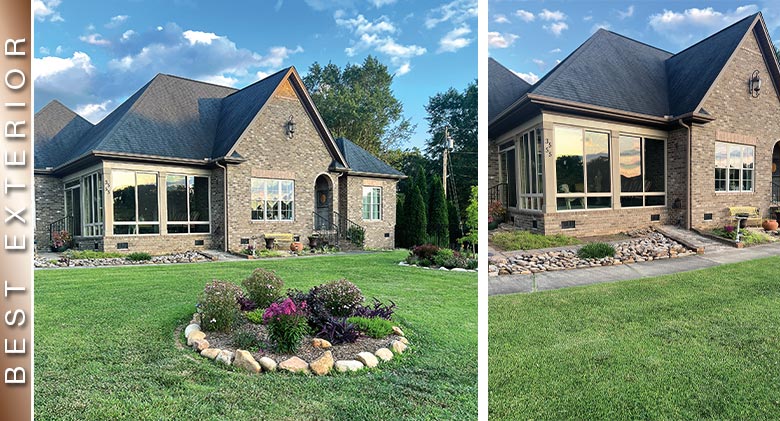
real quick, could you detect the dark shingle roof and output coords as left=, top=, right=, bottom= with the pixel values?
left=666, top=13, right=755, bottom=116
left=489, top=13, right=763, bottom=121
left=34, top=101, right=94, bottom=168
left=335, top=138, right=404, bottom=177
left=488, top=58, right=532, bottom=121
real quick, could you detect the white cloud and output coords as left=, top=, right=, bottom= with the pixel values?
left=544, top=22, right=569, bottom=36
left=200, top=74, right=239, bottom=87
left=514, top=70, right=539, bottom=84
left=438, top=25, right=473, bottom=53
left=75, top=100, right=113, bottom=123
left=494, top=14, right=510, bottom=24
left=182, top=30, right=221, bottom=45
left=370, top=0, right=396, bottom=6
left=591, top=22, right=611, bottom=32
left=532, top=58, right=545, bottom=68
left=258, top=46, right=303, bottom=68
left=515, top=10, right=535, bottom=22
left=55, top=45, right=64, bottom=55
left=395, top=62, right=411, bottom=76
left=39, top=46, right=50, bottom=55
left=34, top=0, right=64, bottom=22
left=425, top=0, right=477, bottom=29
left=106, top=15, right=129, bottom=28
left=34, top=51, right=94, bottom=80
left=648, top=5, right=759, bottom=44
left=335, top=13, right=396, bottom=35
left=488, top=32, right=519, bottom=49
left=79, top=33, right=111, bottom=46
left=256, top=71, right=271, bottom=80
left=618, top=5, right=634, bottom=20
left=156, top=26, right=164, bottom=31
left=584, top=15, right=593, bottom=22
left=549, top=48, right=561, bottom=53
left=539, top=9, right=566, bottom=21
left=121, top=30, right=136, bottom=41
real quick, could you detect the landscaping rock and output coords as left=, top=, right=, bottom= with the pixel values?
left=398, top=337, right=409, bottom=345
left=309, top=351, right=334, bottom=376
left=192, top=313, right=202, bottom=325
left=391, top=340, right=408, bottom=354
left=192, top=339, right=209, bottom=352
left=233, top=350, right=261, bottom=374
left=279, top=357, right=309, bottom=374
left=392, top=326, right=405, bottom=337
left=184, top=324, right=201, bottom=338
left=356, top=352, right=378, bottom=368
left=216, top=350, right=234, bottom=366
left=186, top=330, right=206, bottom=346
left=312, top=338, right=332, bottom=349
left=200, top=348, right=220, bottom=360
left=258, top=357, right=277, bottom=372
left=374, top=348, right=393, bottom=362
left=334, top=360, right=364, bottom=372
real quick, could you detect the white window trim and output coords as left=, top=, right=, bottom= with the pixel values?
left=82, top=171, right=104, bottom=237
left=618, top=134, right=667, bottom=209
left=554, top=126, right=613, bottom=212
left=166, top=174, right=212, bottom=235
left=362, top=186, right=382, bottom=221
left=715, top=142, right=754, bottom=193
left=250, top=178, right=295, bottom=222
left=112, top=171, right=161, bottom=236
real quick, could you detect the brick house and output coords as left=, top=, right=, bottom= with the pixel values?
left=34, top=67, right=403, bottom=253
left=489, top=13, right=780, bottom=236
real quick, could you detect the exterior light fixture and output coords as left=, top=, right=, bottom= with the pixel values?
left=750, top=70, right=761, bottom=98
left=286, top=115, right=296, bottom=139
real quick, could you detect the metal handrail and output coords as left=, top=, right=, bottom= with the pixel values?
left=49, top=215, right=74, bottom=240
left=488, top=183, right=508, bottom=204
left=772, top=180, right=780, bottom=205
left=312, top=211, right=339, bottom=248
left=334, top=211, right=365, bottom=247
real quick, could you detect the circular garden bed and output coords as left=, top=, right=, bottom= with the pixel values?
left=181, top=270, right=409, bottom=375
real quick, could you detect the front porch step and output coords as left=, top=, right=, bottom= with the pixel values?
left=655, top=225, right=727, bottom=254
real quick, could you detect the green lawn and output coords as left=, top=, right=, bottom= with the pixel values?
left=491, top=230, right=581, bottom=251
left=35, top=251, right=477, bottom=420
left=490, top=257, right=780, bottom=420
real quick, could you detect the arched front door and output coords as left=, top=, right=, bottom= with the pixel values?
left=773, top=142, right=780, bottom=204
left=314, top=175, right=333, bottom=230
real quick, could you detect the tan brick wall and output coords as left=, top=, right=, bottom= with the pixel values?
left=34, top=174, right=64, bottom=250
left=691, top=28, right=780, bottom=229
left=343, top=175, right=396, bottom=249
left=101, top=234, right=214, bottom=254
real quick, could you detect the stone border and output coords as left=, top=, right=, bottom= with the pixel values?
left=182, top=312, right=410, bottom=376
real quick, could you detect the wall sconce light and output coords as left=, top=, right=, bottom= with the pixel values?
left=286, top=115, right=296, bottom=139
left=750, top=70, right=761, bottom=98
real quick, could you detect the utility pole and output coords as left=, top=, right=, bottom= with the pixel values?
left=443, top=127, right=452, bottom=197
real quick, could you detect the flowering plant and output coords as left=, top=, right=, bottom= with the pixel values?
left=52, top=230, right=72, bottom=250
left=724, top=225, right=736, bottom=233
left=488, top=200, right=506, bottom=223
left=263, top=298, right=310, bottom=353
left=198, top=280, right=243, bottom=332
left=307, top=279, right=364, bottom=318
left=242, top=268, right=284, bottom=308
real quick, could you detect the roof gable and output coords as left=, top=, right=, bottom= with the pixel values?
left=34, top=101, right=93, bottom=169
left=488, top=58, right=532, bottom=121
left=335, top=137, right=403, bottom=177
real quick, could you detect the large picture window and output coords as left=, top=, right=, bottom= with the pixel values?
left=167, top=175, right=210, bottom=234
left=112, top=171, right=159, bottom=234
left=517, top=128, right=544, bottom=210
left=251, top=178, right=294, bottom=221
left=555, top=126, right=611, bottom=210
left=82, top=172, right=104, bottom=236
left=362, top=187, right=382, bottom=220
left=619, top=136, right=666, bottom=207
left=715, top=142, right=753, bottom=192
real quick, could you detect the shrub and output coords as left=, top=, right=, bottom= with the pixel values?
left=64, top=250, right=124, bottom=259
left=242, top=268, right=284, bottom=309
left=347, top=225, right=365, bottom=247
left=308, top=279, right=364, bottom=318
left=51, top=230, right=72, bottom=250
left=433, top=248, right=456, bottom=267
left=126, top=252, right=152, bottom=261
left=411, top=244, right=440, bottom=261
left=347, top=316, right=394, bottom=339
left=245, top=309, right=264, bottom=324
left=405, top=185, right=428, bottom=246
left=198, top=280, right=243, bottom=332
left=352, top=298, right=396, bottom=320
left=233, top=330, right=259, bottom=349
left=316, top=317, right=361, bottom=344
left=488, top=200, right=507, bottom=222
left=237, top=296, right=258, bottom=312
left=263, top=298, right=310, bottom=353
left=577, top=242, right=616, bottom=259
left=427, top=176, right=449, bottom=247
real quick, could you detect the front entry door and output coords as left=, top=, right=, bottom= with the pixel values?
left=315, top=188, right=331, bottom=230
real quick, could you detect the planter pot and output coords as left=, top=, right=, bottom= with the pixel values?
left=308, top=236, right=322, bottom=249
left=762, top=219, right=778, bottom=231
left=264, top=237, right=276, bottom=250
left=488, top=221, right=500, bottom=230
left=290, top=241, right=304, bottom=252
left=50, top=245, right=68, bottom=253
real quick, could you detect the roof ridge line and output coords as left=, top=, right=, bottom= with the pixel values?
left=158, top=73, right=239, bottom=91
left=669, top=12, right=759, bottom=59
left=489, top=57, right=531, bottom=86
left=85, top=76, right=158, bottom=148
left=600, top=29, right=673, bottom=55
left=222, top=66, right=292, bottom=100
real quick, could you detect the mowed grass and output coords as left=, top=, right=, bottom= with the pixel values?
left=489, top=257, right=780, bottom=420
left=35, top=251, right=477, bottom=420
left=491, top=230, right=581, bottom=251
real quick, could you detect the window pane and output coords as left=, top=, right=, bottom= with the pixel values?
left=505, top=150, right=517, bottom=207
left=251, top=178, right=264, bottom=220
left=266, top=180, right=280, bottom=220
left=529, top=131, right=537, bottom=195
left=729, top=169, right=740, bottom=191
left=113, top=224, right=136, bottom=235
left=555, top=126, right=584, bottom=193
left=166, top=175, right=187, bottom=221
left=536, top=128, right=544, bottom=195
left=557, top=197, right=585, bottom=210
left=742, top=169, right=753, bottom=191
left=644, top=138, right=665, bottom=192
left=519, top=134, right=529, bottom=195
left=138, top=224, right=159, bottom=234
left=587, top=197, right=611, bottom=209
left=585, top=131, right=610, bottom=193
left=621, top=196, right=643, bottom=207
left=113, top=171, right=136, bottom=222
left=167, top=224, right=188, bottom=234
left=715, top=168, right=727, bottom=191
left=137, top=173, right=158, bottom=222
left=715, top=142, right=728, bottom=168
left=645, top=196, right=665, bottom=206
left=189, top=176, right=209, bottom=222
left=620, top=136, right=642, bottom=192
left=742, top=146, right=754, bottom=169
left=729, top=145, right=742, bottom=169
left=190, top=224, right=210, bottom=233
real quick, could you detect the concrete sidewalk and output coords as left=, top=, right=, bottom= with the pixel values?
left=488, top=241, right=780, bottom=296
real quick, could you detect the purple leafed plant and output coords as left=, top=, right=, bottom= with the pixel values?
left=351, top=297, right=396, bottom=320
left=237, top=295, right=258, bottom=312
left=316, top=316, right=361, bottom=344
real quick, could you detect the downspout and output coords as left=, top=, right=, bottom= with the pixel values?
left=678, top=119, right=692, bottom=230
left=215, top=161, right=229, bottom=252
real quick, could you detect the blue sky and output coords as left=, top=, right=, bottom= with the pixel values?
left=33, top=0, right=477, bottom=149
left=489, top=1, right=780, bottom=85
